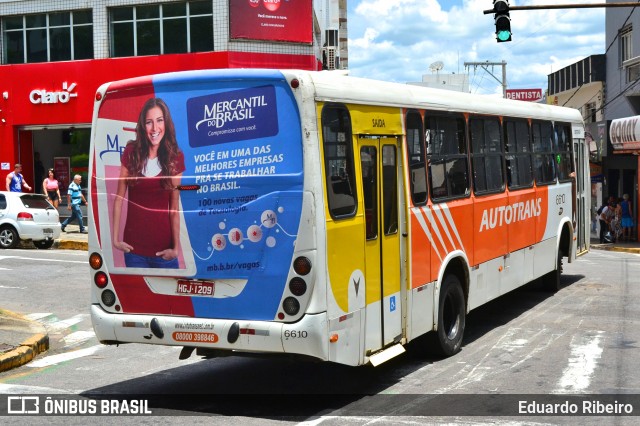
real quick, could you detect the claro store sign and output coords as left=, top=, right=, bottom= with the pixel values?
left=29, top=82, right=78, bottom=104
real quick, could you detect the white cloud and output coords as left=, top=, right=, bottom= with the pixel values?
left=346, top=0, right=605, bottom=94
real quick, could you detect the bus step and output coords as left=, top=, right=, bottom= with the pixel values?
left=368, top=343, right=406, bottom=367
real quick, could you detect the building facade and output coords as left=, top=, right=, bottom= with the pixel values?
left=0, top=0, right=337, bottom=195
left=604, top=1, right=640, bottom=241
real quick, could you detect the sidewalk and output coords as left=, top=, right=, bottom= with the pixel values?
left=589, top=235, right=640, bottom=254
left=2, top=231, right=638, bottom=372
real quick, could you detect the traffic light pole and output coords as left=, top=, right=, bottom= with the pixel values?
left=464, top=61, right=508, bottom=98
left=483, top=2, right=640, bottom=15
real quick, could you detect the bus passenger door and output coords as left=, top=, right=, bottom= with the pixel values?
left=574, top=135, right=590, bottom=255
left=358, top=136, right=403, bottom=352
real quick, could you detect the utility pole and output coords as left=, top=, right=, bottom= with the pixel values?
left=464, top=61, right=508, bottom=97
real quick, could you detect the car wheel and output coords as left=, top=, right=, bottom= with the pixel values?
left=0, top=226, right=19, bottom=249
left=34, top=239, right=54, bottom=250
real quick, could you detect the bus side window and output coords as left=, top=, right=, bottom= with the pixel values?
left=469, top=116, right=505, bottom=194
left=321, top=105, right=357, bottom=218
left=532, top=120, right=557, bottom=185
left=405, top=110, right=427, bottom=205
left=554, top=122, right=573, bottom=182
left=425, top=112, right=470, bottom=201
left=504, top=119, right=533, bottom=189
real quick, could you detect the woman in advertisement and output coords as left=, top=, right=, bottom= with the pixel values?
left=112, top=97, right=186, bottom=268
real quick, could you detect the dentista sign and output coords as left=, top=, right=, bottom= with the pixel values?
left=30, top=82, right=78, bottom=104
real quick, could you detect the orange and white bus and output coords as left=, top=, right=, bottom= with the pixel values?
left=88, top=69, right=589, bottom=366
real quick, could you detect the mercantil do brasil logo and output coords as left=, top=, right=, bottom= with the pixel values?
left=195, top=95, right=269, bottom=131
left=187, top=85, right=279, bottom=148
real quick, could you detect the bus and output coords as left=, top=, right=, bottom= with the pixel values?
left=88, top=69, right=590, bottom=367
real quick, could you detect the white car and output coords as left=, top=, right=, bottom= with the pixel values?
left=0, top=191, right=61, bottom=249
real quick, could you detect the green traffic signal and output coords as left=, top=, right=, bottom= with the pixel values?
left=497, top=30, right=511, bottom=42
left=493, top=0, right=512, bottom=43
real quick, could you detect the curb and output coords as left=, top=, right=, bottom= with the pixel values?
left=56, top=240, right=88, bottom=251
left=0, top=310, right=49, bottom=373
left=591, top=245, right=640, bottom=255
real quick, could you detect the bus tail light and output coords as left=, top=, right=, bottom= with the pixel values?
left=289, top=277, right=307, bottom=296
left=293, top=256, right=311, bottom=275
left=89, top=252, right=103, bottom=270
left=94, top=271, right=108, bottom=288
left=101, top=290, right=116, bottom=307
left=282, top=297, right=300, bottom=316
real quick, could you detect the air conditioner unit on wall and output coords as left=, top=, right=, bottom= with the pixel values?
left=326, top=29, right=338, bottom=48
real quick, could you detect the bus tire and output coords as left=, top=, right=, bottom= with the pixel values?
left=542, top=250, right=563, bottom=292
left=431, top=274, right=466, bottom=357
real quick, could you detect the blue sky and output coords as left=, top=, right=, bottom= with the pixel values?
left=346, top=0, right=605, bottom=95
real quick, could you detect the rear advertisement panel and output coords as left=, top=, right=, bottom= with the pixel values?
left=91, top=70, right=304, bottom=319
left=229, top=0, right=313, bottom=43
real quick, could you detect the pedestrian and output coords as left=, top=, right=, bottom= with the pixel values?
left=620, top=194, right=634, bottom=241
left=61, top=174, right=87, bottom=233
left=599, top=199, right=615, bottom=243
left=43, top=168, right=62, bottom=208
left=112, top=97, right=185, bottom=268
left=597, top=197, right=613, bottom=243
left=5, top=163, right=32, bottom=192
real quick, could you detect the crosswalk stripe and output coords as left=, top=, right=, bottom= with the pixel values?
left=47, top=314, right=87, bottom=332
left=24, top=312, right=55, bottom=322
left=27, top=345, right=103, bottom=368
left=63, top=330, right=96, bottom=346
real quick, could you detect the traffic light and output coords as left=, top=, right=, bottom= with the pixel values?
left=493, top=0, right=512, bottom=42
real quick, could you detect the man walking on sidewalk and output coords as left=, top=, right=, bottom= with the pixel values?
left=61, top=174, right=87, bottom=233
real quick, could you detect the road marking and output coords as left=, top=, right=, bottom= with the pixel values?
left=46, top=314, right=87, bottom=333
left=0, top=284, right=25, bottom=289
left=0, top=383, right=73, bottom=394
left=555, top=332, right=604, bottom=394
left=0, top=255, right=86, bottom=263
left=24, top=312, right=55, bottom=322
left=27, top=345, right=103, bottom=368
left=63, top=330, right=96, bottom=346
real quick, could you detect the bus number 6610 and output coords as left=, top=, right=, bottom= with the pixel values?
left=284, top=330, right=308, bottom=339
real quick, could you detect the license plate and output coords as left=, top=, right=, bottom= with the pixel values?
left=43, top=228, right=53, bottom=237
left=176, top=280, right=215, bottom=296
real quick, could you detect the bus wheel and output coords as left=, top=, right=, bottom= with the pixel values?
left=542, top=250, right=563, bottom=292
left=431, top=274, right=466, bottom=357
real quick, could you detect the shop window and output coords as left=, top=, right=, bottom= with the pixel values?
left=2, top=10, right=93, bottom=64
left=321, top=104, right=357, bottom=219
left=425, top=112, right=470, bottom=201
left=110, top=1, right=213, bottom=58
left=532, top=120, right=557, bottom=185
left=470, top=116, right=505, bottom=194
left=504, top=118, right=533, bottom=189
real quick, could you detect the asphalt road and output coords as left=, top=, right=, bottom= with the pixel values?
left=0, top=248, right=638, bottom=425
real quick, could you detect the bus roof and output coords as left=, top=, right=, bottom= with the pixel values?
left=296, top=70, right=583, bottom=124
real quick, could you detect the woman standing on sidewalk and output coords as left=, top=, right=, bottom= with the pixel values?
left=42, top=168, right=62, bottom=208
left=621, top=194, right=634, bottom=241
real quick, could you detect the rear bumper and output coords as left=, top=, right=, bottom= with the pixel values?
left=18, top=221, right=61, bottom=241
left=90, top=304, right=329, bottom=361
